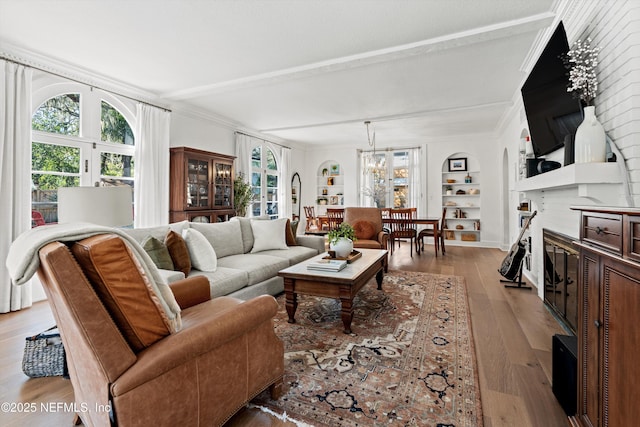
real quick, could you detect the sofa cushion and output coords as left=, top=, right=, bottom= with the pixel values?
left=142, top=236, right=175, bottom=270
left=182, top=228, right=217, bottom=272
left=71, top=234, right=172, bottom=353
left=217, top=254, right=289, bottom=286
left=165, top=230, right=191, bottom=276
left=123, top=225, right=171, bottom=244
left=352, top=220, right=376, bottom=240
left=258, top=245, right=318, bottom=265
left=231, top=216, right=269, bottom=253
left=189, top=267, right=249, bottom=298
left=251, top=218, right=288, bottom=253
left=191, top=221, right=244, bottom=258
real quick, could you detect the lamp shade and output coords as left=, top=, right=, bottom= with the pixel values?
left=58, top=186, right=133, bottom=227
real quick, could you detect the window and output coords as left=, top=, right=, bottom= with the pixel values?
left=250, top=143, right=280, bottom=219
left=360, top=148, right=419, bottom=209
left=31, top=88, right=135, bottom=225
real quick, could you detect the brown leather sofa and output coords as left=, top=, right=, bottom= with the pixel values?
left=36, top=233, right=284, bottom=427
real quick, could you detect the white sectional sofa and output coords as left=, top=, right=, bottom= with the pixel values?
left=124, top=216, right=326, bottom=301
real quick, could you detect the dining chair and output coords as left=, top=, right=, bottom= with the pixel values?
left=418, top=207, right=447, bottom=256
left=304, top=206, right=317, bottom=231
left=326, top=208, right=344, bottom=230
left=389, top=208, right=418, bottom=256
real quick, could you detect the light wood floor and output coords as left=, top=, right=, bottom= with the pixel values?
left=0, top=242, right=570, bottom=426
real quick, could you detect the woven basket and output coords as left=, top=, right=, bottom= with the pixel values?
left=22, top=326, right=67, bottom=378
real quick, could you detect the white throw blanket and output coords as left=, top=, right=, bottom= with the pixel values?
left=6, top=223, right=182, bottom=330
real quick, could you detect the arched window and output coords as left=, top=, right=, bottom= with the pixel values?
left=31, top=88, right=135, bottom=225
left=250, top=143, right=280, bottom=219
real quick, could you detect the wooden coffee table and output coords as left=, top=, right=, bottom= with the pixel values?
left=278, top=249, right=388, bottom=334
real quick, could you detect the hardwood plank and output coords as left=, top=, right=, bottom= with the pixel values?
left=0, top=242, right=570, bottom=426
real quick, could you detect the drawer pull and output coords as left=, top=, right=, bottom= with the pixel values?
left=594, top=320, right=602, bottom=328
left=595, top=226, right=604, bottom=235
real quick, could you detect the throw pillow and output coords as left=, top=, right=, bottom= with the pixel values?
left=352, top=220, right=376, bottom=240
left=165, top=230, right=191, bottom=276
left=250, top=218, right=289, bottom=253
left=72, top=235, right=172, bottom=352
left=182, top=228, right=217, bottom=272
left=142, top=236, right=175, bottom=271
left=285, top=219, right=298, bottom=246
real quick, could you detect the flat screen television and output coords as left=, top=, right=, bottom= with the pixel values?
left=521, top=22, right=583, bottom=158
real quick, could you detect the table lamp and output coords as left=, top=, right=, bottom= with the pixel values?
left=58, top=186, right=133, bottom=227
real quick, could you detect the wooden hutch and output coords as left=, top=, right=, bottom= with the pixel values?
left=570, top=206, right=640, bottom=427
left=169, top=147, right=236, bottom=223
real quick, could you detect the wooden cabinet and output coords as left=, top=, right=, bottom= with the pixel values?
left=572, top=206, right=640, bottom=427
left=169, top=147, right=236, bottom=223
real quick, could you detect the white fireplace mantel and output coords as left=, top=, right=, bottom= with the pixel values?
left=514, top=162, right=621, bottom=196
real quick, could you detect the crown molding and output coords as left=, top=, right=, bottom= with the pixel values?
left=0, top=42, right=171, bottom=110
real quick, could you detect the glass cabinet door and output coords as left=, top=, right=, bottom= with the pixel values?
left=214, top=163, right=232, bottom=207
left=187, top=158, right=210, bottom=208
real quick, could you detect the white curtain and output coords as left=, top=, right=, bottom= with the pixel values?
left=408, top=147, right=422, bottom=215
left=234, top=132, right=255, bottom=180
left=0, top=61, right=33, bottom=313
left=134, top=103, right=170, bottom=227
left=277, top=144, right=291, bottom=218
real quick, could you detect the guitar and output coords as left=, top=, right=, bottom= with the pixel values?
left=498, top=210, right=537, bottom=281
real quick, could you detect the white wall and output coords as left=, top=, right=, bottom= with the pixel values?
left=498, top=0, right=640, bottom=297
left=427, top=136, right=502, bottom=248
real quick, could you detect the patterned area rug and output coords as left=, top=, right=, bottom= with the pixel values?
left=252, top=270, right=483, bottom=427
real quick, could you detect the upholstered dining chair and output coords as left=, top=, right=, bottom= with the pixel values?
left=389, top=208, right=418, bottom=256
left=418, top=207, right=447, bottom=256
left=326, top=208, right=345, bottom=230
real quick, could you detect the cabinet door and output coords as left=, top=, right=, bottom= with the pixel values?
left=186, top=157, right=211, bottom=209
left=213, top=161, right=233, bottom=208
left=601, top=257, right=640, bottom=427
left=578, top=248, right=601, bottom=427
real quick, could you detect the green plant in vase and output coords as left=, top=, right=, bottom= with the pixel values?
left=233, top=172, right=253, bottom=217
left=327, top=223, right=357, bottom=258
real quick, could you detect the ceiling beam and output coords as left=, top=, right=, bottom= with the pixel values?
left=162, top=12, right=555, bottom=101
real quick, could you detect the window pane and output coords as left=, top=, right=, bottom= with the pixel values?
left=251, top=147, right=261, bottom=169
left=101, top=152, right=134, bottom=178
left=32, top=94, right=80, bottom=135
left=266, top=148, right=277, bottom=170
left=101, top=101, right=134, bottom=145
left=32, top=142, right=80, bottom=173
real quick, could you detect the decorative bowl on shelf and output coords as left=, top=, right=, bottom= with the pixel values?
left=456, top=224, right=464, bottom=230
left=446, top=179, right=456, bottom=183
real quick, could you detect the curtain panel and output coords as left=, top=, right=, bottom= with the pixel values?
left=0, top=61, right=33, bottom=312
left=134, top=103, right=170, bottom=228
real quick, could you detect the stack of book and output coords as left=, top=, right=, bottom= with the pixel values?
left=306, top=259, right=347, bottom=272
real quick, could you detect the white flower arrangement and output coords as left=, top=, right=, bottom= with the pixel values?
left=564, top=37, right=600, bottom=106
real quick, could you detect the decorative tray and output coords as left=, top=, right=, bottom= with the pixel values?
left=323, top=250, right=362, bottom=263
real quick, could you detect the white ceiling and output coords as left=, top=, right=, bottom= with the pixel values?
left=0, top=0, right=559, bottom=147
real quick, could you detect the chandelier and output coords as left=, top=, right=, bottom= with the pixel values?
left=364, top=120, right=385, bottom=175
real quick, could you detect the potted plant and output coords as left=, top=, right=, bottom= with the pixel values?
left=327, top=223, right=357, bottom=258
left=233, top=172, right=253, bottom=217
left=317, top=196, right=328, bottom=205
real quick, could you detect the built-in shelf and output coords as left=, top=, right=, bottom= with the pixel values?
left=514, top=162, right=621, bottom=192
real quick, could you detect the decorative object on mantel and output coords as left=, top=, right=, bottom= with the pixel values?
left=564, top=37, right=605, bottom=163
